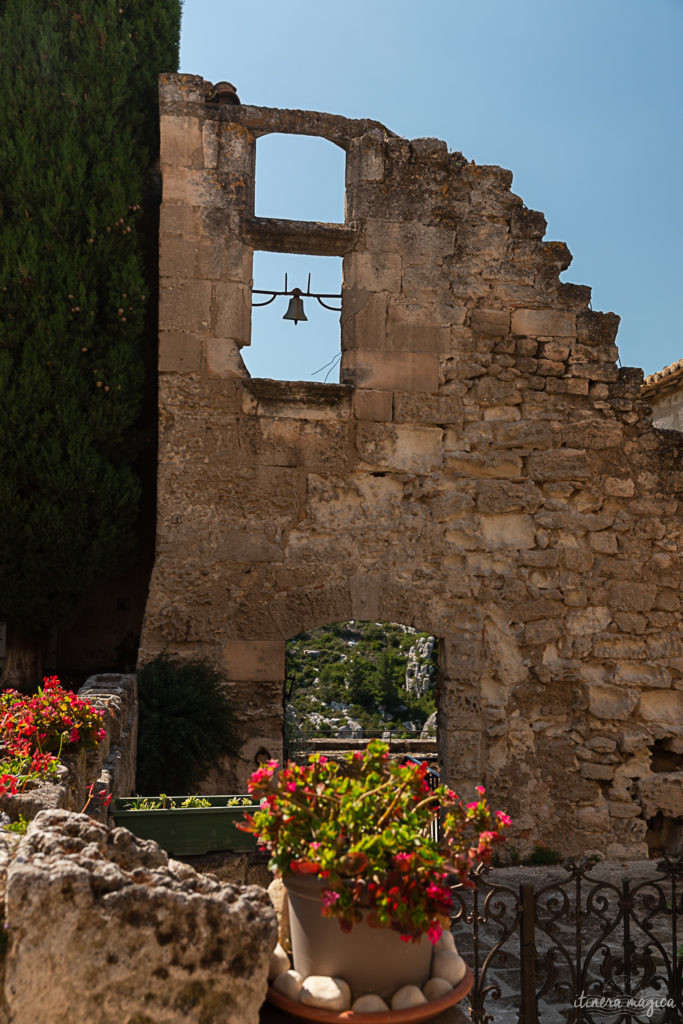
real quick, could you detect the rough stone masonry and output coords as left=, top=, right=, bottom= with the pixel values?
left=139, top=74, right=683, bottom=859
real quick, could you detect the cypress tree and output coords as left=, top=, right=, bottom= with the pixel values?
left=0, top=0, right=181, bottom=685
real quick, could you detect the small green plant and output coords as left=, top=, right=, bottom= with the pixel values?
left=128, top=794, right=177, bottom=810
left=136, top=654, right=241, bottom=794
left=181, top=796, right=211, bottom=808
left=226, top=796, right=253, bottom=807
left=3, top=815, right=28, bottom=835
left=525, top=845, right=562, bottom=866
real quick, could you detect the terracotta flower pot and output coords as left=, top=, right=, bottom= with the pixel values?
left=285, top=874, right=433, bottom=1000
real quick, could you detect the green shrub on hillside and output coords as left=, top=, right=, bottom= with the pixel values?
left=285, top=622, right=438, bottom=742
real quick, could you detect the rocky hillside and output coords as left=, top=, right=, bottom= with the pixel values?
left=285, top=621, right=438, bottom=752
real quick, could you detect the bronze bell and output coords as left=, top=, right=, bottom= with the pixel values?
left=282, top=288, right=307, bottom=325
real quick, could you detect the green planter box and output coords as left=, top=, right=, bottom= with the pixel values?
left=111, top=796, right=260, bottom=856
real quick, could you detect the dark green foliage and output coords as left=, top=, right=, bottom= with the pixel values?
left=525, top=845, right=563, bottom=866
left=0, top=0, right=180, bottom=636
left=136, top=654, right=241, bottom=795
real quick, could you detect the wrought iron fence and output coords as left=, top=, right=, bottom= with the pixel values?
left=450, top=857, right=682, bottom=1024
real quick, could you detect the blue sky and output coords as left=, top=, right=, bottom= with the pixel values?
left=179, top=0, right=683, bottom=381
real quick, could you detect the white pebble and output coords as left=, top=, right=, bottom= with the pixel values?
left=352, top=994, right=390, bottom=1013
left=272, top=970, right=303, bottom=1001
left=391, top=985, right=428, bottom=1011
left=268, top=942, right=290, bottom=980
left=300, top=976, right=351, bottom=1011
left=434, top=930, right=457, bottom=953
left=431, top=951, right=467, bottom=986
left=423, top=977, right=453, bottom=1001
left=332, top=978, right=351, bottom=1010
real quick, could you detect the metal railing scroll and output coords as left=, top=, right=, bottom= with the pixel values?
left=449, top=857, right=682, bottom=1024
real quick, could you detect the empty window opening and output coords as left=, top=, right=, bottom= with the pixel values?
left=283, top=621, right=439, bottom=764
left=645, top=812, right=682, bottom=857
left=255, top=134, right=345, bottom=223
left=245, top=251, right=342, bottom=382
left=649, top=738, right=683, bottom=773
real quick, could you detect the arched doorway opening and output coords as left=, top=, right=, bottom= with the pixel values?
left=283, top=620, right=440, bottom=764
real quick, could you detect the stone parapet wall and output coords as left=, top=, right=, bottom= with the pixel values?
left=140, top=74, right=683, bottom=859
left=78, top=672, right=138, bottom=812
left=0, top=673, right=137, bottom=824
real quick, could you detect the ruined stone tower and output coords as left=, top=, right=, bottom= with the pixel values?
left=140, top=73, right=683, bottom=858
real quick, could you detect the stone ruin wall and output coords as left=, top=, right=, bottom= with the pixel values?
left=139, top=73, right=683, bottom=859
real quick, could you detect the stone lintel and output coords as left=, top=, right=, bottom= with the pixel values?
left=245, top=379, right=352, bottom=406
left=242, top=217, right=358, bottom=256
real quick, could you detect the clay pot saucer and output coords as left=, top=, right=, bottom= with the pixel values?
left=267, top=965, right=473, bottom=1023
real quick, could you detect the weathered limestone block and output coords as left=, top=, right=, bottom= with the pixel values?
left=511, top=309, right=576, bottom=337
left=161, top=114, right=203, bottom=169
left=483, top=404, right=522, bottom=421
left=355, top=422, right=443, bottom=472
left=340, top=289, right=387, bottom=350
left=206, top=337, right=247, bottom=378
left=160, top=278, right=212, bottom=334
left=639, top=690, right=683, bottom=727
left=587, top=684, right=639, bottom=721
left=352, top=388, right=392, bottom=421
left=212, top=281, right=251, bottom=345
left=159, top=331, right=203, bottom=373
left=576, top=309, right=620, bottom=346
left=446, top=451, right=523, bottom=479
left=345, top=252, right=401, bottom=293
left=527, top=449, right=591, bottom=482
left=393, top=393, right=463, bottom=425
left=222, top=641, right=285, bottom=682
left=346, top=132, right=386, bottom=186
left=363, top=219, right=456, bottom=257
left=471, top=309, right=511, bottom=335
left=474, top=479, right=543, bottom=514
left=566, top=607, right=612, bottom=635
left=159, top=71, right=205, bottom=104
left=614, top=662, right=672, bottom=688
left=161, top=202, right=203, bottom=239
left=637, top=774, right=683, bottom=819
left=480, top=513, right=535, bottom=550
left=4, top=811, right=277, bottom=1024
left=343, top=350, right=440, bottom=393
left=160, top=166, right=214, bottom=207
left=239, top=414, right=353, bottom=473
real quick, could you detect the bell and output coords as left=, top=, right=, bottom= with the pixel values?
left=282, top=289, right=307, bottom=326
